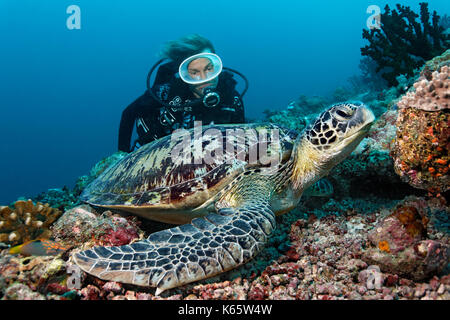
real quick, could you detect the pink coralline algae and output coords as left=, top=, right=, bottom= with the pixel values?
left=361, top=197, right=449, bottom=281
left=51, top=204, right=143, bottom=247
left=98, top=225, right=139, bottom=247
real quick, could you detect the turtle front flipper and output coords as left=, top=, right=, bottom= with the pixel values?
left=73, top=196, right=275, bottom=295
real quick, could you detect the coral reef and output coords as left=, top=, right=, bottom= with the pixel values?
left=2, top=51, right=450, bottom=301
left=31, top=187, right=80, bottom=212
left=361, top=3, right=449, bottom=86
left=72, top=151, right=128, bottom=197
left=0, top=200, right=61, bottom=245
left=263, top=95, right=330, bottom=132
left=263, top=89, right=418, bottom=201
left=0, top=250, right=69, bottom=299
left=16, top=151, right=129, bottom=212
left=2, top=283, right=46, bottom=300
left=0, top=203, right=144, bottom=300
left=349, top=57, right=389, bottom=92
left=1, top=195, right=448, bottom=300
left=391, top=65, right=449, bottom=193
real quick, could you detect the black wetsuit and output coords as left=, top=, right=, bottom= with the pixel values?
left=118, top=62, right=245, bottom=153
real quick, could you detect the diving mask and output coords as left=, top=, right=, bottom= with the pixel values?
left=178, top=52, right=223, bottom=85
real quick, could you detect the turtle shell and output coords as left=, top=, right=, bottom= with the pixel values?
left=80, top=123, right=297, bottom=223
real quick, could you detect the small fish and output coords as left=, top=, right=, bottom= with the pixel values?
left=9, top=239, right=70, bottom=256
left=304, top=178, right=334, bottom=197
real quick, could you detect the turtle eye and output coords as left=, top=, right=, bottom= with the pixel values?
left=333, top=105, right=355, bottom=120
left=336, top=109, right=350, bottom=118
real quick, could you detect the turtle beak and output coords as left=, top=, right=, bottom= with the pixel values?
left=356, top=105, right=376, bottom=132
left=331, top=104, right=375, bottom=158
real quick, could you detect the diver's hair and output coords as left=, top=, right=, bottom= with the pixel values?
left=159, top=34, right=215, bottom=64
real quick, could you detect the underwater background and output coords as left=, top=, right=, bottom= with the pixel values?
left=0, top=0, right=448, bottom=205
left=0, top=0, right=449, bottom=301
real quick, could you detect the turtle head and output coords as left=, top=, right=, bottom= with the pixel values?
left=292, top=102, right=375, bottom=191
left=305, top=101, right=375, bottom=157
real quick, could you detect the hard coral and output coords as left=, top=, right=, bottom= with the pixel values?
left=361, top=3, right=449, bottom=86
left=420, top=49, right=450, bottom=80
left=394, top=205, right=428, bottom=237
left=397, top=65, right=450, bottom=111
left=0, top=200, right=61, bottom=245
left=391, top=64, right=449, bottom=193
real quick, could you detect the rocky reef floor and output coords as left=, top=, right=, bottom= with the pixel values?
left=1, top=193, right=448, bottom=300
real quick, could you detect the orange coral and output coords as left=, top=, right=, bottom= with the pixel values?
left=392, top=206, right=427, bottom=238
left=378, top=241, right=391, bottom=253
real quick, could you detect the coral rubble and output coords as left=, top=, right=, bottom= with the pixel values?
left=45, top=196, right=447, bottom=300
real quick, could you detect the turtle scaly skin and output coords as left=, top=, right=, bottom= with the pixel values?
left=74, top=102, right=375, bottom=294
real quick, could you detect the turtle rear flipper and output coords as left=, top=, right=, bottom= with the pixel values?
left=73, top=184, right=275, bottom=295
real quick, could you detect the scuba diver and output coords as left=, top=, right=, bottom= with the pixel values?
left=118, top=34, right=248, bottom=153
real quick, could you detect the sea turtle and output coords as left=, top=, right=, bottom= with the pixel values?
left=73, top=102, right=375, bottom=294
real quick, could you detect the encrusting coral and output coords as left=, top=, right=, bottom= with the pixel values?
left=391, top=65, right=449, bottom=193
left=362, top=197, right=449, bottom=281
left=0, top=200, right=61, bottom=245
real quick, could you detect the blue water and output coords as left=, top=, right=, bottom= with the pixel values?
left=0, top=0, right=448, bottom=204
